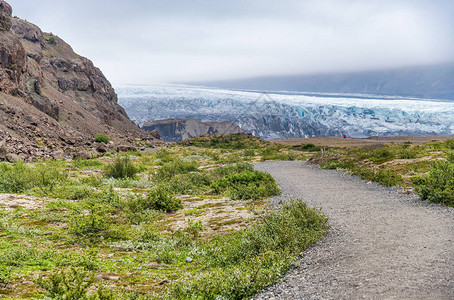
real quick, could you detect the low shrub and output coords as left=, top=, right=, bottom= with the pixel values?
left=397, top=147, right=418, bottom=159
left=414, top=161, right=454, bottom=206
left=445, top=139, right=454, bottom=150
left=165, top=172, right=212, bottom=194
left=36, top=268, right=95, bottom=299
left=300, top=143, right=322, bottom=152
left=0, top=161, right=67, bottom=194
left=370, top=148, right=394, bottom=163
left=94, top=134, right=109, bottom=144
left=211, top=170, right=281, bottom=200
left=47, top=36, right=56, bottom=45
left=69, top=199, right=114, bottom=239
left=124, top=187, right=182, bottom=214
left=447, top=151, right=454, bottom=163
left=373, top=169, right=403, bottom=187
left=105, top=156, right=138, bottom=179
left=147, top=187, right=182, bottom=212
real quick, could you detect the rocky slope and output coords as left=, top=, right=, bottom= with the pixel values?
left=0, top=1, right=157, bottom=162
left=142, top=118, right=243, bottom=141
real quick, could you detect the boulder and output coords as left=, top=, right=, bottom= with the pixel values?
left=73, top=150, right=90, bottom=160
left=116, top=145, right=137, bottom=152
left=5, top=152, right=19, bottom=162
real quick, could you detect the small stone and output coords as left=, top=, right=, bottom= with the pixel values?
left=107, top=253, right=114, bottom=258
left=159, top=279, right=170, bottom=285
left=186, top=257, right=193, bottom=263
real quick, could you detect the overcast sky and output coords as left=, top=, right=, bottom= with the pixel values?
left=8, top=0, right=454, bottom=85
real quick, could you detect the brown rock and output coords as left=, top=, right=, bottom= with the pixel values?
left=0, top=1, right=12, bottom=31
left=149, top=129, right=161, bottom=139
left=116, top=145, right=137, bottom=152
left=5, top=152, right=19, bottom=162
left=0, top=1, right=12, bottom=17
left=74, top=150, right=90, bottom=160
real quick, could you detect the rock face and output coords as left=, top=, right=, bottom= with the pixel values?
left=0, top=1, right=157, bottom=161
left=142, top=118, right=244, bottom=142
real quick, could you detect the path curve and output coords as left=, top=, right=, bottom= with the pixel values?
left=254, top=161, right=454, bottom=300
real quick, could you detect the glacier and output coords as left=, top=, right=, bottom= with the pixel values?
left=116, top=84, right=454, bottom=139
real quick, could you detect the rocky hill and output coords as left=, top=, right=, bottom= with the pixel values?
left=0, top=1, right=157, bottom=162
left=142, top=118, right=243, bottom=142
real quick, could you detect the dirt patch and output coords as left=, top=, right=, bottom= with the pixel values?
left=0, top=193, right=49, bottom=210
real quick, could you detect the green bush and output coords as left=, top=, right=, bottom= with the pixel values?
left=154, top=159, right=198, bottom=180
left=445, top=139, right=454, bottom=150
left=165, top=172, right=212, bottom=194
left=147, top=187, right=182, bottom=212
left=36, top=268, right=95, bottom=299
left=0, top=161, right=67, bottom=194
left=373, top=169, right=403, bottom=187
left=414, top=161, right=454, bottom=206
left=447, top=151, right=454, bottom=163
left=47, top=36, right=56, bottom=45
left=69, top=199, right=113, bottom=238
left=166, top=199, right=328, bottom=299
left=105, top=156, right=138, bottom=179
left=397, top=147, right=418, bottom=159
left=300, top=143, right=322, bottom=152
left=124, top=187, right=182, bottom=214
left=370, top=148, right=394, bottom=163
left=211, top=170, right=281, bottom=200
left=94, top=134, right=109, bottom=144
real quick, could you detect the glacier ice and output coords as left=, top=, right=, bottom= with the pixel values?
left=116, top=84, right=454, bottom=139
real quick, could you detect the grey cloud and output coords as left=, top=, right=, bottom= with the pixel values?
left=8, top=0, right=454, bottom=84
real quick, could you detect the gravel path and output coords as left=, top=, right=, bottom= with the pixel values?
left=254, top=161, right=454, bottom=300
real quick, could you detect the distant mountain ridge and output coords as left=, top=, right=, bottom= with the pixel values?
left=192, top=63, right=454, bottom=100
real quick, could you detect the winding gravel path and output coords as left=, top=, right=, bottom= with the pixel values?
left=254, top=161, right=454, bottom=300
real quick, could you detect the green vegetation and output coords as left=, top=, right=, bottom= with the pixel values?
left=0, top=161, right=67, bottom=194
left=2, top=132, right=451, bottom=298
left=105, top=156, right=138, bottom=179
left=0, top=135, right=323, bottom=298
left=48, top=36, right=56, bottom=45
left=165, top=199, right=327, bottom=299
left=94, top=134, right=110, bottom=144
left=211, top=170, right=281, bottom=200
left=414, top=160, right=454, bottom=206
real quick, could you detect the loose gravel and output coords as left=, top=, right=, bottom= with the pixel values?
left=254, top=161, right=454, bottom=300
